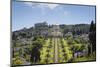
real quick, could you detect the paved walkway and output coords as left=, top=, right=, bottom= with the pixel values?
left=54, top=37, right=58, bottom=63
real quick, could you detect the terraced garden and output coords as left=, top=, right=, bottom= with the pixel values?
left=39, top=37, right=73, bottom=64
left=13, top=36, right=96, bottom=66
left=58, top=38, right=73, bottom=63
left=37, top=36, right=96, bottom=64
left=40, top=38, right=54, bottom=64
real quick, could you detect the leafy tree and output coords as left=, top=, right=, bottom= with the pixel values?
left=30, top=46, right=40, bottom=63
left=30, top=36, right=44, bottom=63
left=71, top=44, right=83, bottom=58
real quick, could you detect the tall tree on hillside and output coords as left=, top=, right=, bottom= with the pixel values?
left=90, top=21, right=94, bottom=32
left=30, top=36, right=44, bottom=63
left=30, top=46, right=40, bottom=63
left=89, top=20, right=96, bottom=55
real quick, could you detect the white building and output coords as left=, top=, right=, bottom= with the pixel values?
left=49, top=24, right=63, bottom=37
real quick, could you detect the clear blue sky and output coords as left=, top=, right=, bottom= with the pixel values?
left=12, top=1, right=96, bottom=31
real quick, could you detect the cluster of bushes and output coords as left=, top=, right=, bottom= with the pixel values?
left=59, top=38, right=72, bottom=62
left=40, top=38, right=54, bottom=64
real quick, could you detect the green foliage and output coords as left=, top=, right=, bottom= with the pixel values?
left=67, top=40, right=74, bottom=45
left=60, top=24, right=90, bottom=35
left=74, top=38, right=80, bottom=44
left=12, top=21, right=96, bottom=65
left=80, top=45, right=86, bottom=51
left=31, top=36, right=45, bottom=49
left=73, top=44, right=81, bottom=52
left=12, top=57, right=24, bottom=65
left=14, top=52, right=19, bottom=57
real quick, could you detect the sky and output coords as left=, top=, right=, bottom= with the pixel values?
left=12, top=1, right=96, bottom=31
